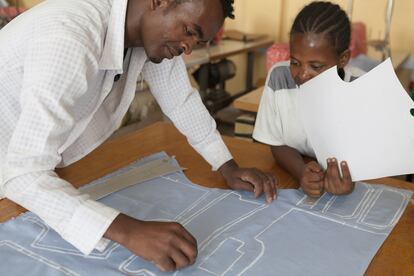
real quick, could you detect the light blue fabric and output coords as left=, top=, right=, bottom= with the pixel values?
left=0, top=152, right=412, bottom=275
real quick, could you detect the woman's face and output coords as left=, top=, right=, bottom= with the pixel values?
left=289, top=33, right=349, bottom=86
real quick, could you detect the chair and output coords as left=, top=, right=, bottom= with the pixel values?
left=350, top=22, right=368, bottom=58
left=367, top=0, right=394, bottom=60
left=266, top=42, right=290, bottom=71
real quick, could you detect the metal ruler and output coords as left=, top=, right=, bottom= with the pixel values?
left=81, top=157, right=183, bottom=200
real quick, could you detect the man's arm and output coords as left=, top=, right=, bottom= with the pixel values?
left=142, top=56, right=232, bottom=169
left=2, top=35, right=123, bottom=254
left=2, top=35, right=198, bottom=272
left=142, top=57, right=277, bottom=202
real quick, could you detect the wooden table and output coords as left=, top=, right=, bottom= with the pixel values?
left=0, top=122, right=413, bottom=275
left=233, top=85, right=264, bottom=113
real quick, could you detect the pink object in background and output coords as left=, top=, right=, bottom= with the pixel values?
left=266, top=43, right=290, bottom=71
left=350, top=22, right=367, bottom=58
left=0, top=7, right=24, bottom=22
left=213, top=26, right=225, bottom=45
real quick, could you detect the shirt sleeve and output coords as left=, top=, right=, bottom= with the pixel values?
left=253, top=83, right=285, bottom=146
left=2, top=35, right=119, bottom=255
left=142, top=56, right=232, bottom=170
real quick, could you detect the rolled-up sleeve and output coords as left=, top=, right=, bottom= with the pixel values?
left=2, top=35, right=119, bottom=255
left=142, top=57, right=232, bottom=170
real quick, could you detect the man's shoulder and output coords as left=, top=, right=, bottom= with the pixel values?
left=22, top=0, right=114, bottom=56
left=29, top=0, right=111, bottom=36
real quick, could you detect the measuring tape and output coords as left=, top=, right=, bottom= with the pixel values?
left=81, top=157, right=183, bottom=200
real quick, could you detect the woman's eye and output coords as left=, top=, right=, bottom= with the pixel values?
left=311, top=65, right=323, bottom=71
left=290, top=60, right=299, bottom=66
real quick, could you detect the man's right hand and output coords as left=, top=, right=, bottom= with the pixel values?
left=105, top=214, right=197, bottom=272
left=300, top=161, right=325, bottom=198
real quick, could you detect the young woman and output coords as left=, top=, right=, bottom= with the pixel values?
left=253, top=1, right=364, bottom=198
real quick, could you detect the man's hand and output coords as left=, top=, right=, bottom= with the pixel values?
left=324, top=158, right=354, bottom=195
left=105, top=214, right=197, bottom=272
left=300, top=161, right=325, bottom=198
left=219, top=159, right=277, bottom=203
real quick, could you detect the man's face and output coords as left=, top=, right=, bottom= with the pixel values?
left=140, top=0, right=224, bottom=63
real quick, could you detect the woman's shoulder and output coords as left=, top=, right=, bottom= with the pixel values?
left=266, top=61, right=297, bottom=91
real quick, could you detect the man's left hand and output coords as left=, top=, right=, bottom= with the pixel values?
left=219, top=159, right=278, bottom=203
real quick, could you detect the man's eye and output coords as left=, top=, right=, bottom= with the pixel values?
left=185, top=27, right=193, bottom=36
left=290, top=60, right=299, bottom=66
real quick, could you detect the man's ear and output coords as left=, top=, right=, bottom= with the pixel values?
left=338, top=49, right=351, bottom=69
left=150, top=0, right=171, bottom=11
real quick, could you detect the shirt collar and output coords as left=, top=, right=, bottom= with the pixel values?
left=98, top=0, right=128, bottom=71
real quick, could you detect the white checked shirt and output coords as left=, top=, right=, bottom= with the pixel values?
left=0, top=0, right=232, bottom=255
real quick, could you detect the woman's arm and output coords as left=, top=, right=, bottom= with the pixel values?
left=271, top=145, right=324, bottom=197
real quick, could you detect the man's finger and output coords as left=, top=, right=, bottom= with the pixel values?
left=175, top=224, right=197, bottom=249
left=170, top=247, right=192, bottom=270
left=241, top=171, right=264, bottom=198
left=258, top=172, right=275, bottom=202
left=262, top=178, right=274, bottom=203
left=156, top=256, right=176, bottom=272
left=171, top=228, right=197, bottom=266
left=268, top=174, right=278, bottom=200
left=230, top=178, right=255, bottom=192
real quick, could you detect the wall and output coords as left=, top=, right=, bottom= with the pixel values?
left=224, top=0, right=283, bottom=94
left=8, top=0, right=414, bottom=93
left=8, top=0, right=40, bottom=8
left=280, top=0, right=414, bottom=54
left=226, top=0, right=414, bottom=94
left=9, top=0, right=414, bottom=55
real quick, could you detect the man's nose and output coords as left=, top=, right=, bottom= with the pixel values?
left=181, top=39, right=197, bottom=55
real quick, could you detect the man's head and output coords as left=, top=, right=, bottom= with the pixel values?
left=289, top=1, right=351, bottom=85
left=126, top=0, right=234, bottom=63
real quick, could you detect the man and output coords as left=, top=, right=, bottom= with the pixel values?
left=0, top=0, right=277, bottom=272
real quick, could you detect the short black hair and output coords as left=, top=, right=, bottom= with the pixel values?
left=290, top=1, right=350, bottom=54
left=174, top=0, right=235, bottom=19
left=219, top=0, right=235, bottom=19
